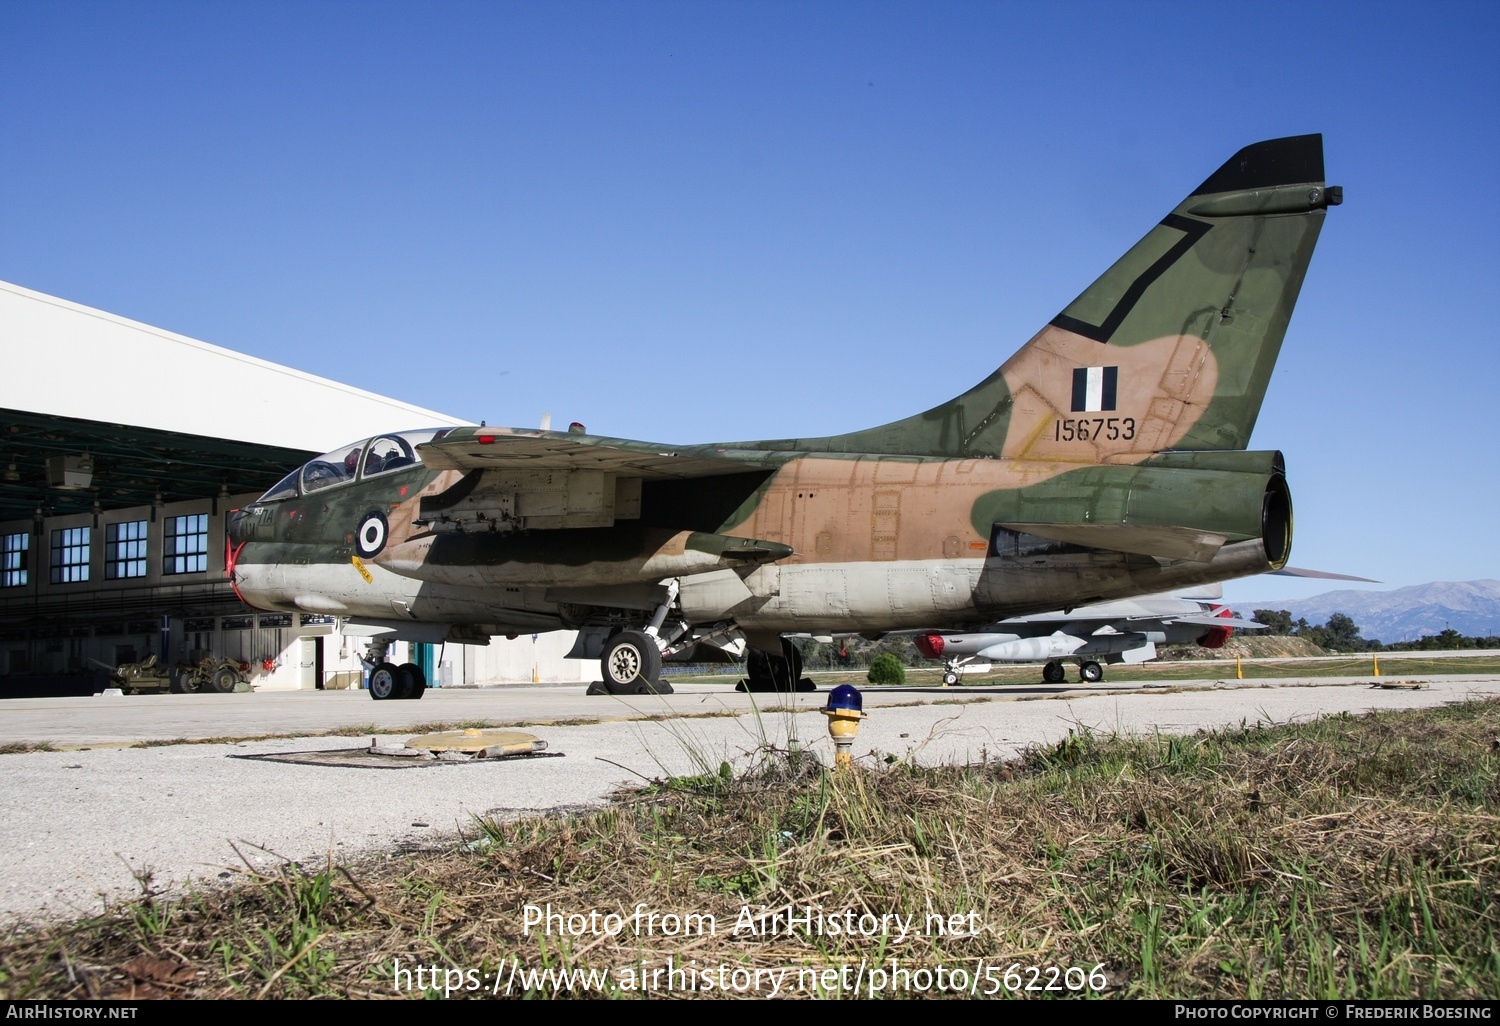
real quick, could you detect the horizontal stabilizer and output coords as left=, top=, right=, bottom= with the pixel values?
left=1272, top=566, right=1380, bottom=583
left=999, top=522, right=1227, bottom=562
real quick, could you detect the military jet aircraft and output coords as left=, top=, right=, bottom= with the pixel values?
left=227, top=134, right=1340, bottom=699
left=912, top=586, right=1262, bottom=685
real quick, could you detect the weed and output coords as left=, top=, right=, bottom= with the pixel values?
left=3, top=700, right=1499, bottom=999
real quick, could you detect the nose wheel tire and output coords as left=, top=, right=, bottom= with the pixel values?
left=1042, top=661, right=1066, bottom=684
left=368, top=661, right=401, bottom=700
left=942, top=670, right=959, bottom=686
left=397, top=662, right=426, bottom=700
left=1079, top=660, right=1104, bottom=683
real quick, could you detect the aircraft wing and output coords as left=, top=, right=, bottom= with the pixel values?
left=997, top=610, right=1262, bottom=633
left=417, top=428, right=771, bottom=480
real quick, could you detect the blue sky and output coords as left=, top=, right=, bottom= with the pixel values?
left=2, top=1, right=1496, bottom=607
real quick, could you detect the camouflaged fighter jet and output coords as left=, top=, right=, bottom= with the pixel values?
left=227, top=134, right=1340, bottom=699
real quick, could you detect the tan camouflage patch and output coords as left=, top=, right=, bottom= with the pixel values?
left=999, top=325, right=1218, bottom=462
left=370, top=469, right=464, bottom=568
left=731, top=323, right=1221, bottom=568
left=739, top=456, right=1042, bottom=565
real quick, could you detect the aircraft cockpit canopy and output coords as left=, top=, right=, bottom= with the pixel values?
left=256, top=428, right=453, bottom=503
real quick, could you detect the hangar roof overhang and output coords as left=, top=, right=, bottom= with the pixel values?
left=0, top=280, right=467, bottom=523
left=0, top=407, right=315, bottom=521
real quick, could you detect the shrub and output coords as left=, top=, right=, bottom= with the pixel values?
left=866, top=653, right=906, bottom=685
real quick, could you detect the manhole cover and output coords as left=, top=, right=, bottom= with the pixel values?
left=234, top=736, right=560, bottom=770
left=405, top=727, right=547, bottom=755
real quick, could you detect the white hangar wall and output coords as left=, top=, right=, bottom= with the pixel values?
left=0, top=280, right=462, bottom=452
left=440, top=632, right=594, bottom=688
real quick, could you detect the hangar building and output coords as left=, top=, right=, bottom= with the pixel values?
left=0, top=279, right=590, bottom=691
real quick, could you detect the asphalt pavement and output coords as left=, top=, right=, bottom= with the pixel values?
left=3, top=672, right=1498, bottom=926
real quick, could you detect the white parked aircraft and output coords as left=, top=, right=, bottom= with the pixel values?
left=912, top=585, right=1261, bottom=684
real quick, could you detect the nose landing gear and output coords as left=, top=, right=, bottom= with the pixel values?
left=361, top=638, right=427, bottom=700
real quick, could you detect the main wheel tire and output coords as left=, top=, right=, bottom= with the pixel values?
left=1079, top=660, right=1104, bottom=683
left=601, top=631, right=662, bottom=693
left=1042, top=661, right=1066, bottom=684
left=207, top=667, right=239, bottom=694
left=397, top=662, right=426, bottom=700
left=743, top=642, right=804, bottom=692
left=781, top=639, right=803, bottom=686
left=942, top=670, right=959, bottom=686
left=744, top=648, right=779, bottom=691
left=368, top=661, right=401, bottom=700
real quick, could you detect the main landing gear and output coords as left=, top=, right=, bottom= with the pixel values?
left=596, top=629, right=672, bottom=695
left=1041, top=659, right=1104, bottom=684
left=362, top=638, right=427, bottom=701
left=582, top=583, right=817, bottom=696
left=588, top=583, right=678, bottom=696
left=735, top=639, right=817, bottom=693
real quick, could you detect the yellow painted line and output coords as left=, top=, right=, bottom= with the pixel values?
left=351, top=555, right=373, bottom=584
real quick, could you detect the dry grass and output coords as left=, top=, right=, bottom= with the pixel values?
left=2, top=700, right=1497, bottom=999
left=0, top=741, right=56, bottom=754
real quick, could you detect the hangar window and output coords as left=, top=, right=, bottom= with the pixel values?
left=2, top=532, right=27, bottom=587
left=105, top=520, right=148, bottom=579
left=163, top=514, right=208, bottom=575
left=50, top=527, right=90, bottom=584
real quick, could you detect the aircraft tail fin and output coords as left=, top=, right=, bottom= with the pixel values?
left=791, top=135, right=1337, bottom=460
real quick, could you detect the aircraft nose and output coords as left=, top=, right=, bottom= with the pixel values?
left=226, top=507, right=252, bottom=546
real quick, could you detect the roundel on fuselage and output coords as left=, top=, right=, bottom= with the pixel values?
left=356, top=510, right=389, bottom=558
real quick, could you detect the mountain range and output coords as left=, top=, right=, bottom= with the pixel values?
left=1242, top=580, right=1500, bottom=643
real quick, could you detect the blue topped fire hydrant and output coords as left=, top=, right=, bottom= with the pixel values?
left=822, top=684, right=867, bottom=768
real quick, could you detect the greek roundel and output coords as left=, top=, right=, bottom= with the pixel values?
left=355, top=510, right=389, bottom=558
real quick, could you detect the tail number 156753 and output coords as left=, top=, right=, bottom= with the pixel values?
left=1055, top=417, right=1135, bottom=443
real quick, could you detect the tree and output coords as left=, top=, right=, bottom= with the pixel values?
left=800, top=640, right=830, bottom=670
left=1321, top=612, right=1363, bottom=651
left=1253, top=609, right=1295, bottom=635
left=867, top=653, right=906, bottom=685
left=1431, top=628, right=1468, bottom=650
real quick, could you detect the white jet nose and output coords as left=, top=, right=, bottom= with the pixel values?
left=227, top=560, right=279, bottom=609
